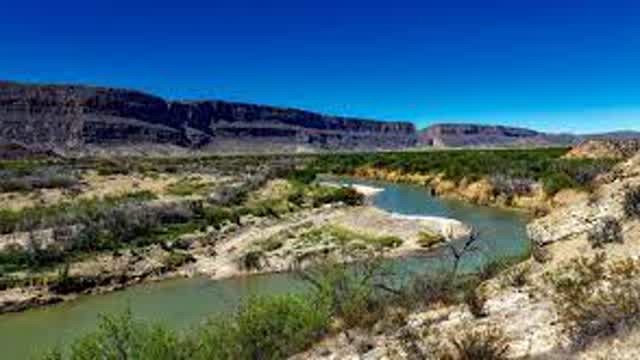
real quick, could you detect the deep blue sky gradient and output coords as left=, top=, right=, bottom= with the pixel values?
left=1, top=0, right=639, bottom=132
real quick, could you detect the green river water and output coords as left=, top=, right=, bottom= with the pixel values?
left=0, top=179, right=529, bottom=359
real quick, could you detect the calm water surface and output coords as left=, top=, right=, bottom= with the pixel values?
left=0, top=179, right=529, bottom=359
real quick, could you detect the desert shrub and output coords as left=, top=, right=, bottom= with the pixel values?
left=548, top=253, right=640, bottom=347
left=588, top=216, right=623, bottom=248
left=312, top=187, right=364, bottom=207
left=194, top=205, right=240, bottom=229
left=464, top=286, right=487, bottom=318
left=49, top=267, right=103, bottom=295
left=490, top=175, right=534, bottom=198
left=0, top=201, right=195, bottom=273
left=162, top=251, right=195, bottom=271
left=301, top=258, right=391, bottom=329
left=374, top=235, right=403, bottom=249
left=558, top=159, right=617, bottom=184
left=286, top=190, right=306, bottom=207
left=542, top=173, right=576, bottom=195
left=0, top=191, right=157, bottom=234
left=443, top=326, right=510, bottom=360
left=286, top=168, right=317, bottom=185
left=225, top=295, right=328, bottom=358
left=71, top=202, right=193, bottom=252
left=259, top=234, right=285, bottom=252
left=0, top=234, right=66, bottom=273
left=191, top=294, right=330, bottom=360
left=167, top=178, right=211, bottom=196
left=210, top=172, right=273, bottom=207
left=502, top=263, right=530, bottom=288
left=531, top=243, right=551, bottom=263
left=95, top=160, right=135, bottom=176
left=246, top=200, right=281, bottom=218
left=549, top=253, right=607, bottom=295
left=623, top=186, right=640, bottom=218
left=0, top=274, right=34, bottom=290
left=0, top=166, right=78, bottom=193
left=417, top=230, right=445, bottom=249
left=239, top=250, right=264, bottom=271
left=42, top=309, right=182, bottom=360
left=156, top=222, right=202, bottom=244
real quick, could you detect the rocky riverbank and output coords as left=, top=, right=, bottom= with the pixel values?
left=348, top=166, right=590, bottom=214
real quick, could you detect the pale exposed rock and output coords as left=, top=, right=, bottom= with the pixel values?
left=528, top=154, right=640, bottom=246
left=565, top=139, right=640, bottom=160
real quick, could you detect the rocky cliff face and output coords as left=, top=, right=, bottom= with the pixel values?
left=418, top=123, right=577, bottom=148
left=419, top=124, right=640, bottom=149
left=0, top=81, right=417, bottom=154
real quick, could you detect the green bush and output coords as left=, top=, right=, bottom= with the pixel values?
left=542, top=173, right=576, bottom=195
left=301, top=258, right=390, bottom=329
left=217, top=295, right=328, bottom=359
left=417, top=230, right=445, bottom=249
left=162, top=251, right=195, bottom=271
left=312, top=187, right=364, bottom=207
left=187, top=294, right=330, bottom=359
left=286, top=168, right=317, bottom=185
left=166, top=178, right=211, bottom=196
left=41, top=309, right=182, bottom=360
left=374, top=236, right=403, bottom=249
left=194, top=206, right=240, bottom=229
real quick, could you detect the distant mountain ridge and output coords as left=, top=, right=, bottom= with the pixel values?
left=0, top=81, right=417, bottom=154
left=1, top=80, right=639, bottom=155
left=418, top=123, right=640, bottom=148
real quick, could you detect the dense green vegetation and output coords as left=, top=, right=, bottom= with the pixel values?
left=307, top=148, right=619, bottom=195
left=40, top=294, right=330, bottom=360
left=0, top=191, right=158, bottom=234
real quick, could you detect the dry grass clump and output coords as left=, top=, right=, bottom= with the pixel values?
left=588, top=216, right=623, bottom=248
left=531, top=243, right=551, bottom=263
left=501, top=262, right=531, bottom=288
left=434, top=326, right=510, bottom=360
left=549, top=253, right=640, bottom=348
left=464, top=286, right=488, bottom=318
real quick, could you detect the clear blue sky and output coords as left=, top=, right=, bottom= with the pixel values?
left=1, top=0, right=639, bottom=133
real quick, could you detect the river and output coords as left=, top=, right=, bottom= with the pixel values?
left=0, top=179, right=529, bottom=359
